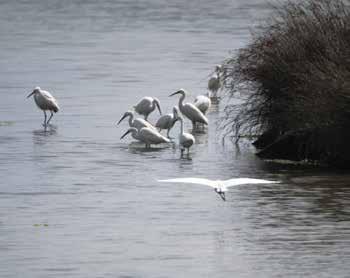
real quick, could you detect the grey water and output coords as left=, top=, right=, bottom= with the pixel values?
left=1, top=0, right=350, bottom=277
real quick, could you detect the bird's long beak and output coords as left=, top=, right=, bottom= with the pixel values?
left=27, top=91, right=35, bottom=98
left=117, top=114, right=127, bottom=125
left=169, top=91, right=181, bottom=97
left=120, top=129, right=131, bottom=139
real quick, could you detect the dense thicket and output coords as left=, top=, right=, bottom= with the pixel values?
left=221, top=0, right=350, bottom=167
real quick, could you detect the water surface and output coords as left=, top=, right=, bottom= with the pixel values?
left=1, top=1, right=350, bottom=277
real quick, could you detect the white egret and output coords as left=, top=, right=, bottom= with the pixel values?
left=121, top=127, right=170, bottom=148
left=117, top=111, right=156, bottom=130
left=194, top=94, right=211, bottom=115
left=134, top=96, right=162, bottom=121
left=178, top=116, right=195, bottom=156
left=169, top=89, right=208, bottom=130
left=158, top=177, right=280, bottom=201
left=208, top=65, right=222, bottom=99
left=155, top=106, right=179, bottom=138
left=27, top=86, right=60, bottom=127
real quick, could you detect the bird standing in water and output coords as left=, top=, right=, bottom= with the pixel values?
left=169, top=89, right=208, bottom=131
left=155, top=106, right=180, bottom=138
left=121, top=127, right=170, bottom=148
left=194, top=94, right=211, bottom=115
left=134, top=96, right=162, bottom=121
left=27, top=87, right=60, bottom=127
left=177, top=116, right=195, bottom=157
left=208, top=65, right=222, bottom=99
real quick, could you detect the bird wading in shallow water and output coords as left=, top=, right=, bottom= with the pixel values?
left=117, top=111, right=156, bottom=131
left=27, top=87, right=60, bottom=128
left=194, top=94, right=211, bottom=115
left=155, top=106, right=180, bottom=138
left=158, top=177, right=280, bottom=201
left=208, top=65, right=222, bottom=100
left=177, top=116, right=195, bottom=157
left=169, top=89, right=208, bottom=131
left=121, top=127, right=170, bottom=148
left=134, top=96, right=162, bottom=121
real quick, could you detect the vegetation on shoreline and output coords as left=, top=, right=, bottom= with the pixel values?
left=221, top=0, right=350, bottom=167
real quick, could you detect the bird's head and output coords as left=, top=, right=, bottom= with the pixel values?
left=153, top=98, right=162, bottom=115
left=27, top=86, right=41, bottom=98
left=215, top=65, right=222, bottom=73
left=117, top=111, right=133, bottom=125
left=169, top=89, right=186, bottom=97
left=120, top=127, right=138, bottom=139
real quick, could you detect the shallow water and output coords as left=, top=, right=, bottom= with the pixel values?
left=1, top=1, right=350, bottom=277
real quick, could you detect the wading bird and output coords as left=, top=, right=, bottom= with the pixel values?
left=194, top=94, right=211, bottom=115
left=158, top=177, right=280, bottom=201
left=208, top=65, right=222, bottom=99
left=155, top=106, right=179, bottom=138
left=27, top=86, right=60, bottom=127
left=178, top=116, right=195, bottom=157
left=121, top=127, right=170, bottom=148
left=117, top=111, right=156, bottom=131
left=134, top=96, right=162, bottom=121
left=169, top=89, right=208, bottom=130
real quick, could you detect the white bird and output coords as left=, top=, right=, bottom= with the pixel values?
left=158, top=177, right=280, bottom=201
left=121, top=127, right=170, bottom=148
left=194, top=94, right=211, bottom=115
left=117, top=111, right=156, bottom=131
left=208, top=65, right=222, bottom=98
left=155, top=106, right=179, bottom=138
left=134, top=96, right=162, bottom=121
left=169, top=89, right=208, bottom=130
left=27, top=86, right=60, bottom=127
left=178, top=116, right=195, bottom=157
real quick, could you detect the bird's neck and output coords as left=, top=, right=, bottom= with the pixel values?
left=178, top=94, right=185, bottom=110
left=179, top=119, right=184, bottom=135
left=128, top=114, right=134, bottom=126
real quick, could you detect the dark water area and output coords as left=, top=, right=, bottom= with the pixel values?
left=1, top=1, right=350, bottom=277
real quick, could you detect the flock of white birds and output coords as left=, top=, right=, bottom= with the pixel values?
left=27, top=65, right=223, bottom=157
left=26, top=65, right=280, bottom=201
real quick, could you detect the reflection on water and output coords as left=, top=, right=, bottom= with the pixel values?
left=1, top=0, right=350, bottom=277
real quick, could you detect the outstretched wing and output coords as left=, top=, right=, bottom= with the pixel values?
left=157, top=178, right=217, bottom=188
left=222, top=178, right=280, bottom=188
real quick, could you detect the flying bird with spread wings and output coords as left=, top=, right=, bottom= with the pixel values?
left=158, top=177, right=280, bottom=201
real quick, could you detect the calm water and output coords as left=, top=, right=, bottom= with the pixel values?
left=1, top=1, right=350, bottom=277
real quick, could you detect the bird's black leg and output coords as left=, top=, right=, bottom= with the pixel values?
left=47, top=111, right=54, bottom=125
left=220, top=192, right=226, bottom=201
left=43, top=111, right=47, bottom=127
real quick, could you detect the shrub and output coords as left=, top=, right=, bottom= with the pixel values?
left=221, top=0, right=350, bottom=167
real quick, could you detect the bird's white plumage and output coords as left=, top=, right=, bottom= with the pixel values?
left=155, top=106, right=179, bottom=137
left=158, top=177, right=279, bottom=192
left=134, top=96, right=162, bottom=120
left=121, top=126, right=170, bottom=147
left=139, top=127, right=170, bottom=145
left=34, top=90, right=59, bottom=111
left=194, top=95, right=211, bottom=115
left=27, top=87, right=59, bottom=126
left=170, top=89, right=208, bottom=129
left=177, top=116, right=195, bottom=154
left=118, top=111, right=155, bottom=131
left=208, top=65, right=222, bottom=98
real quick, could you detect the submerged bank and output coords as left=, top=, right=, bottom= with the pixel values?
left=222, top=0, right=350, bottom=168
